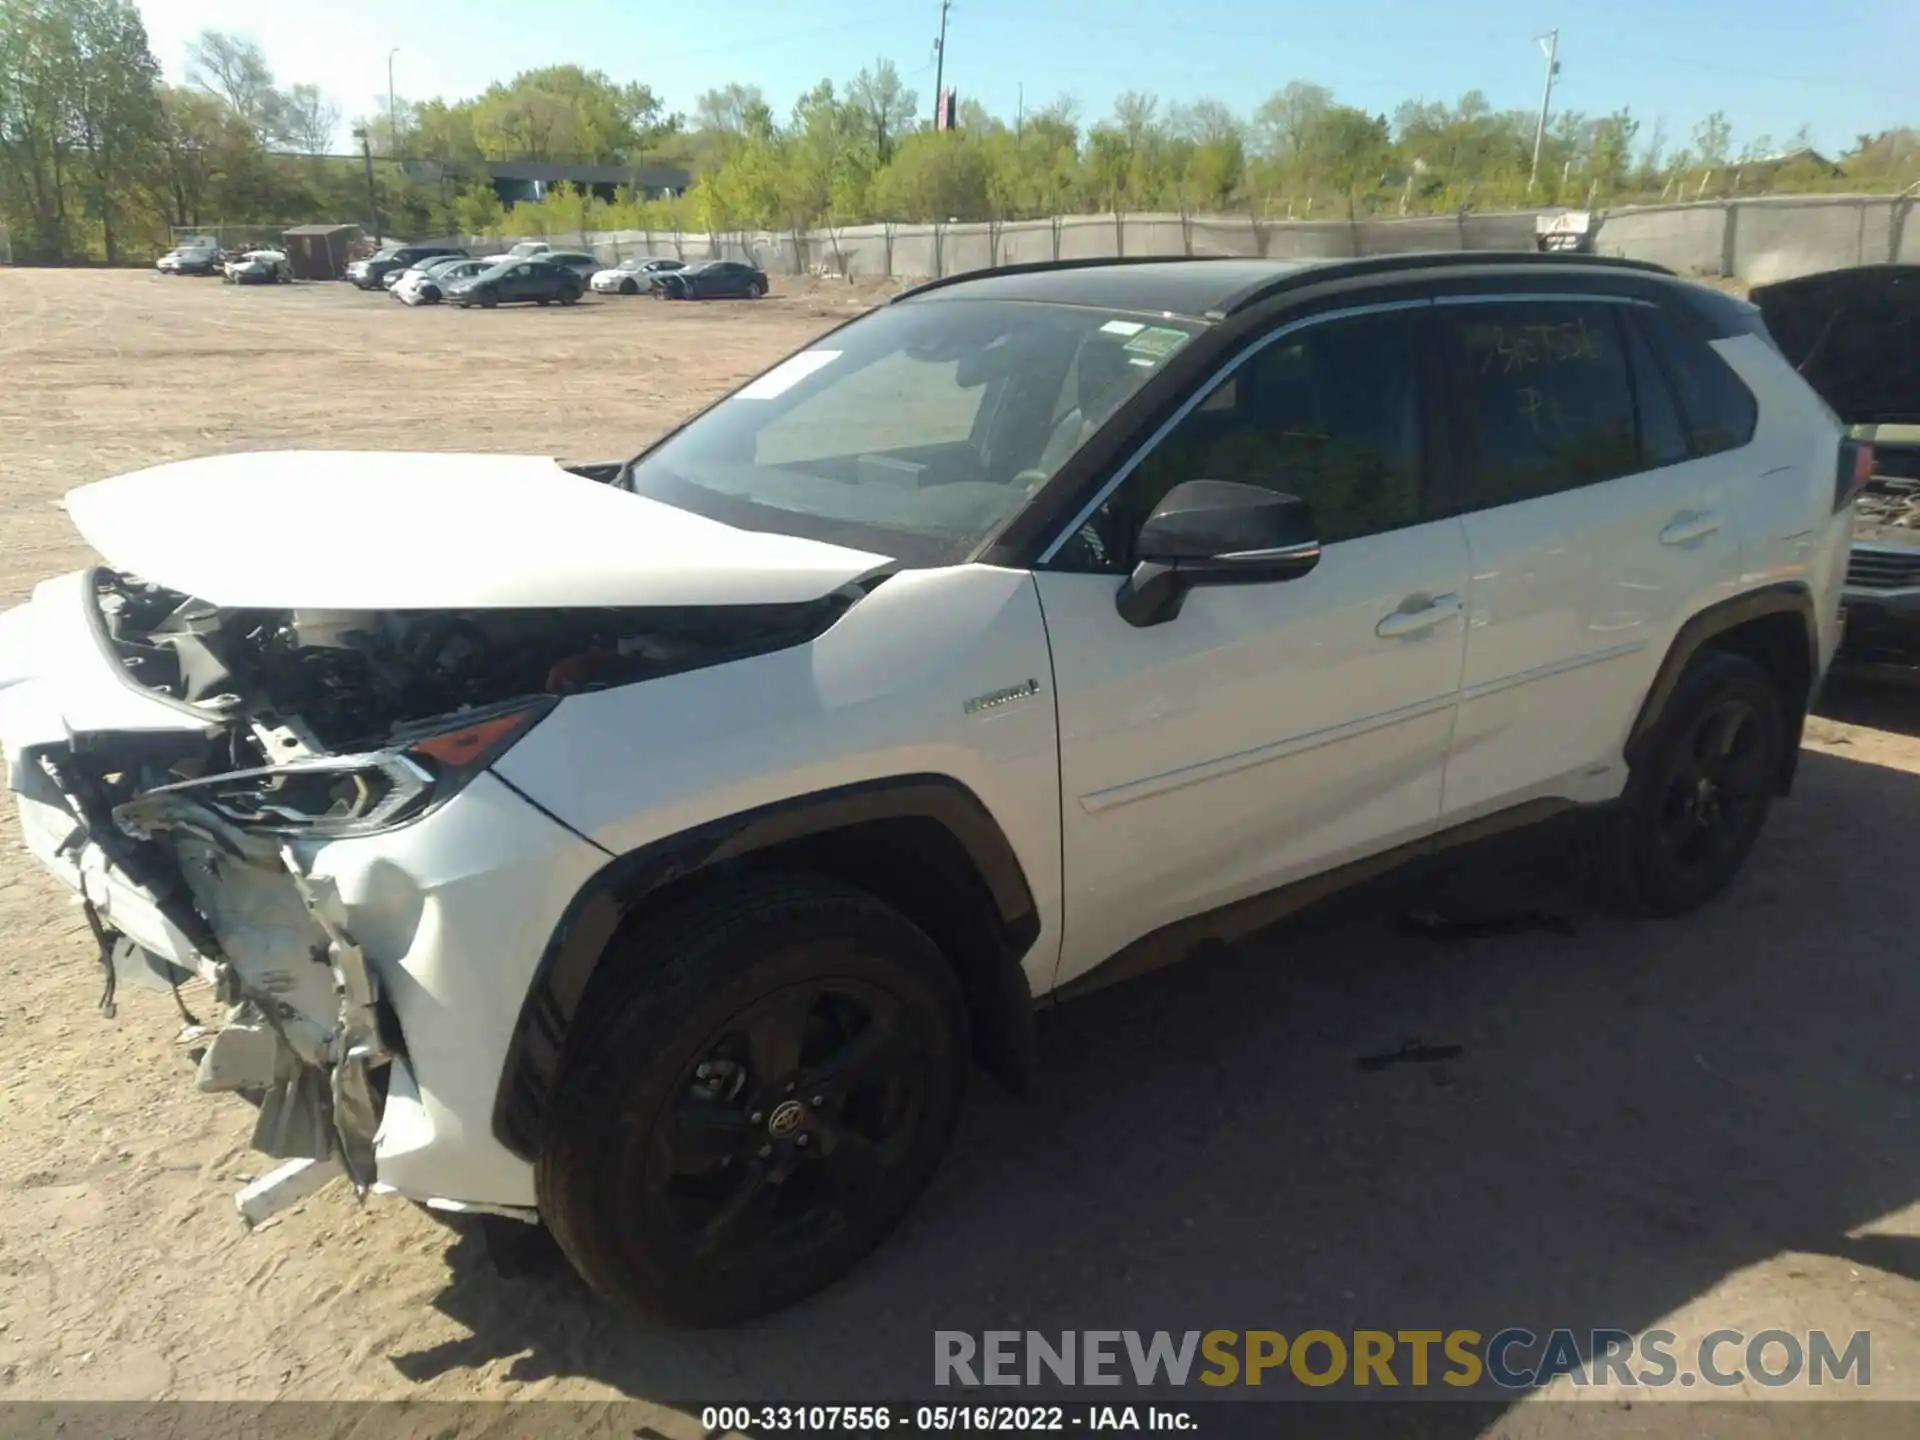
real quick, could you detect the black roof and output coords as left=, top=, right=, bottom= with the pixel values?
left=891, top=251, right=1676, bottom=321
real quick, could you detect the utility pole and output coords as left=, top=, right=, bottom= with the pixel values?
left=1016, top=82, right=1023, bottom=140
left=1529, top=29, right=1559, bottom=195
left=387, top=48, right=400, bottom=156
left=356, top=126, right=383, bottom=245
left=932, top=0, right=952, bottom=127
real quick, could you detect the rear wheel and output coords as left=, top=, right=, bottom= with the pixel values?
left=480, top=291, right=498, bottom=309
left=1589, top=651, right=1786, bottom=917
left=747, top=278, right=766, bottom=298
left=620, top=278, right=639, bottom=295
left=538, top=874, right=968, bottom=1326
left=560, top=289, right=580, bottom=306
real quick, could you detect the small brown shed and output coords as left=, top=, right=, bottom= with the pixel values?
left=282, top=224, right=364, bottom=281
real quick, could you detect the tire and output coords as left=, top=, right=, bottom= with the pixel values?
left=748, top=279, right=766, bottom=298
left=1588, top=651, right=1786, bottom=918
left=560, top=289, right=579, bottom=306
left=536, top=297, right=551, bottom=306
left=480, top=292, right=498, bottom=309
left=620, top=279, right=638, bottom=296
left=538, top=873, right=969, bottom=1326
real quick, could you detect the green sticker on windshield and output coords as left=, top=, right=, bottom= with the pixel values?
left=1122, top=326, right=1189, bottom=363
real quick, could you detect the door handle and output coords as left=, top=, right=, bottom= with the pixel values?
left=1375, top=593, right=1461, bottom=639
left=1660, top=511, right=1723, bottom=546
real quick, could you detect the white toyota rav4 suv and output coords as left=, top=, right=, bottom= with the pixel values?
left=0, top=254, right=1857, bottom=1326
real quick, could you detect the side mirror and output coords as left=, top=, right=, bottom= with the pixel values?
left=1117, top=479, right=1321, bottom=628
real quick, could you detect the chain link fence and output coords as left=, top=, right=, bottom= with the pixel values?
left=435, top=192, right=1919, bottom=286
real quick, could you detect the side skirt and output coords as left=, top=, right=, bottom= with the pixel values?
left=1049, top=798, right=1581, bottom=1004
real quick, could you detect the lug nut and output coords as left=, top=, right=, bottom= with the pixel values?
left=810, top=1095, right=824, bottom=1107
left=784, top=1081, right=796, bottom=1094
left=795, top=1134, right=810, bottom=1148
left=748, top=1111, right=763, bottom=1124
left=758, top=1144, right=772, bottom=1158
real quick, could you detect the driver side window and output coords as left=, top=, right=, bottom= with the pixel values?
left=1059, top=309, right=1427, bottom=571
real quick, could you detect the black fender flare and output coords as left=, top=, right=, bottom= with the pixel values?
left=1624, top=582, right=1818, bottom=785
left=492, top=775, right=1040, bottom=1159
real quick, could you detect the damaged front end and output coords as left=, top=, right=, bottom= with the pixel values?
left=5, top=565, right=855, bottom=1220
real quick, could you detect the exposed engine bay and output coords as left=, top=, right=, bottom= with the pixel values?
left=94, top=566, right=853, bottom=757
left=1857, top=475, right=1920, bottom=540
left=20, top=565, right=858, bottom=1219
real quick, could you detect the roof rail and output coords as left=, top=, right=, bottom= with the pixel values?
left=885, top=247, right=1679, bottom=312
left=1209, top=249, right=1678, bottom=316
left=888, top=253, right=1236, bottom=304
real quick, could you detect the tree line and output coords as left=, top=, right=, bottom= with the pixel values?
left=3, top=0, right=1916, bottom=264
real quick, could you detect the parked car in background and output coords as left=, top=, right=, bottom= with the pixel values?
left=222, top=250, right=293, bottom=285
left=446, top=257, right=584, bottom=308
left=347, top=244, right=465, bottom=291
left=1751, top=263, right=1920, bottom=674
left=396, top=257, right=496, bottom=307
left=655, top=260, right=768, bottom=300
left=505, top=241, right=552, bottom=259
left=540, top=250, right=603, bottom=281
left=590, top=256, right=686, bottom=295
left=156, top=239, right=222, bottom=276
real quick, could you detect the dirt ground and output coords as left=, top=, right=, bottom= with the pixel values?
left=3, top=269, right=1920, bottom=1431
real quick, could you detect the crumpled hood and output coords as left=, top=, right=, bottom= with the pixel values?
left=63, top=451, right=894, bottom=609
left=1751, top=264, right=1920, bottom=428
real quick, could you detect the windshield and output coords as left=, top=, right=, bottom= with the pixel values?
left=621, top=299, right=1202, bottom=565
left=371, top=248, right=402, bottom=261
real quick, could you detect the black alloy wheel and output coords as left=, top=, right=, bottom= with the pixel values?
left=1653, top=695, right=1772, bottom=879
left=645, top=980, right=926, bottom=1272
left=1590, top=651, right=1786, bottom=916
left=538, top=874, right=968, bottom=1325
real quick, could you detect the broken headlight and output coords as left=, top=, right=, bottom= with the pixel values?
left=115, top=698, right=554, bottom=843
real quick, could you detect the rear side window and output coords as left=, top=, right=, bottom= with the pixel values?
left=1632, top=307, right=1758, bottom=455
left=1445, top=301, right=1640, bottom=509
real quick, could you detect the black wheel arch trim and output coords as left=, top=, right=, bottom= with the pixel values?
left=491, top=774, right=1040, bottom=1160
left=1625, top=582, right=1818, bottom=790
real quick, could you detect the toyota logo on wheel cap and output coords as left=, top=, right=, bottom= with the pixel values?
left=767, top=1100, right=805, bottom=1137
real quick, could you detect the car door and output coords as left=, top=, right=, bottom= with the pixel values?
left=1030, top=301, right=1473, bottom=989
left=1432, top=294, right=1747, bottom=823
left=500, top=263, right=536, bottom=301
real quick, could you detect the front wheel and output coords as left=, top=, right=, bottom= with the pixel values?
left=560, top=290, right=580, bottom=306
left=1588, top=651, right=1786, bottom=917
left=620, top=279, right=639, bottom=296
left=538, top=874, right=969, bottom=1326
left=747, top=279, right=766, bottom=298
left=480, top=292, right=498, bottom=309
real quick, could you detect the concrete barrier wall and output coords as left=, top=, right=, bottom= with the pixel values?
left=457, top=193, right=1918, bottom=285
left=1590, top=195, right=1918, bottom=282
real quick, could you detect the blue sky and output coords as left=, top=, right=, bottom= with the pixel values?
left=134, top=0, right=1916, bottom=159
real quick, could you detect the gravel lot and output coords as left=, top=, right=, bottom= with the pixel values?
left=2, top=269, right=1919, bottom=1433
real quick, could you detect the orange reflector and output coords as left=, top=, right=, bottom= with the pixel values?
left=410, top=711, right=533, bottom=766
